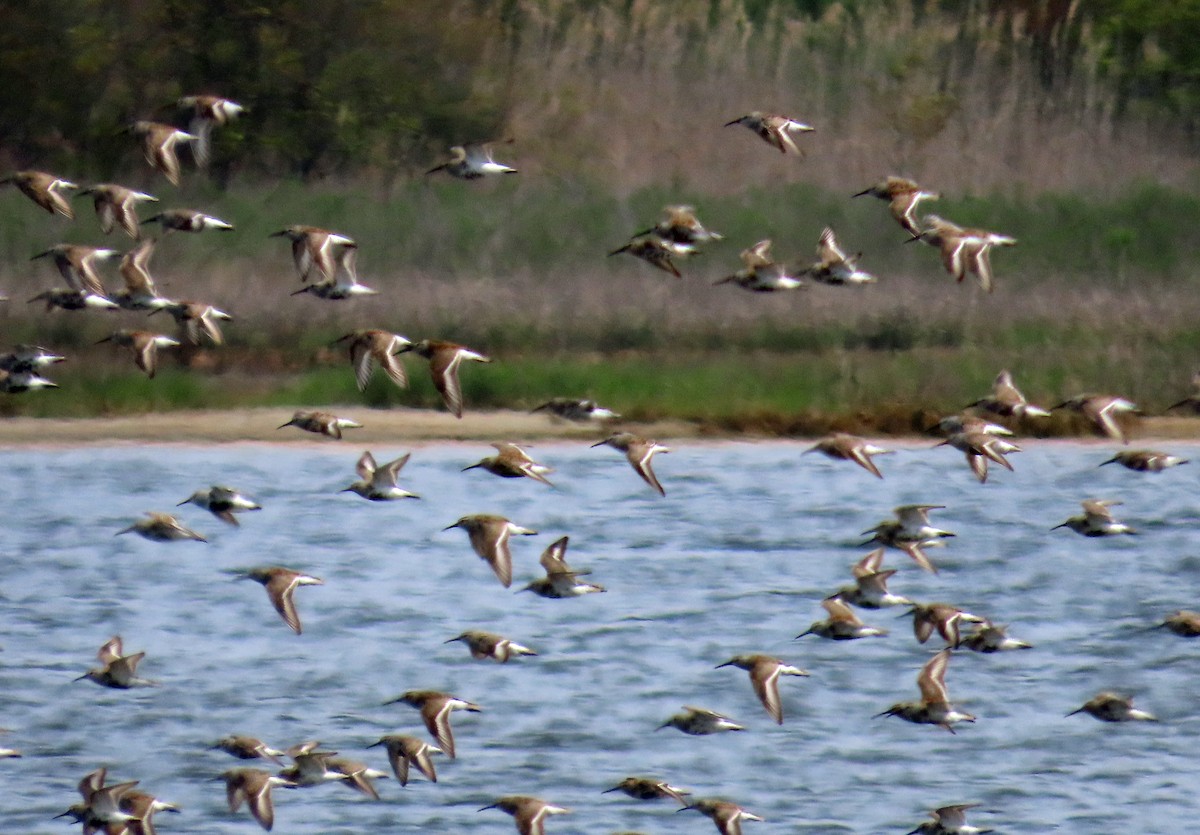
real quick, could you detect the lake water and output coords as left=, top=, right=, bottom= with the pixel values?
left=2, top=439, right=1198, bottom=833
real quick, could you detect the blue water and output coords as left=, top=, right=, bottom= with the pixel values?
left=1, top=439, right=1198, bottom=833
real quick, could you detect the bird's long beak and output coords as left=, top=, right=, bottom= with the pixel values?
left=851, top=188, right=870, bottom=197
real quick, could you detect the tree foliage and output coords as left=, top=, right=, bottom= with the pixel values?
left=0, top=0, right=510, bottom=180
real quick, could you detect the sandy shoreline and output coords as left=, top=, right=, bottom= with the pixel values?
left=0, top=407, right=1198, bottom=447
left=0, top=407, right=698, bottom=447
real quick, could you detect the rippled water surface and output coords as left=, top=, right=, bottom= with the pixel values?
left=3, top=439, right=1200, bottom=833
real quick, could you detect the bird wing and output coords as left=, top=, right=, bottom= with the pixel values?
left=376, top=453, right=411, bottom=488
left=266, top=573, right=304, bottom=634
left=429, top=349, right=466, bottom=418
left=917, top=650, right=951, bottom=703
left=356, top=450, right=378, bottom=481
left=627, top=441, right=665, bottom=496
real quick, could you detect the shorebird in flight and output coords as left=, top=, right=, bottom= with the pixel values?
left=801, top=227, right=876, bottom=285
left=126, top=121, right=197, bottom=186
left=1052, top=394, right=1138, bottom=443
left=333, top=329, right=410, bottom=391
left=176, top=94, right=245, bottom=167
left=77, top=183, right=158, bottom=238
left=397, top=339, right=491, bottom=419
left=852, top=176, right=939, bottom=237
left=426, top=141, right=517, bottom=178
left=0, top=170, right=77, bottom=218
left=724, top=111, right=815, bottom=155
left=714, top=239, right=804, bottom=292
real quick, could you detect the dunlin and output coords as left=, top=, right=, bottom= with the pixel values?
left=278, top=410, right=362, bottom=439
left=1100, top=450, right=1188, bottom=471
left=120, top=789, right=181, bottom=832
left=680, top=798, right=764, bottom=835
left=479, top=796, right=570, bottom=835
left=797, top=597, right=888, bottom=640
left=0, top=344, right=65, bottom=374
left=333, top=329, right=411, bottom=391
left=968, top=370, right=1052, bottom=419
left=116, top=511, right=206, bottom=542
left=96, top=329, right=180, bottom=378
left=934, top=413, right=1013, bottom=438
left=852, top=176, right=939, bottom=237
left=657, top=706, right=745, bottom=735
left=603, top=776, right=690, bottom=804
left=270, top=225, right=357, bottom=284
left=906, top=603, right=987, bottom=648
left=1052, top=394, right=1138, bottom=443
left=520, top=535, right=606, bottom=598
left=1053, top=499, right=1135, bottom=536
left=960, top=622, right=1033, bottom=653
left=532, top=397, right=620, bottom=422
left=0, top=369, right=58, bottom=392
left=724, top=111, right=815, bottom=154
left=831, top=549, right=912, bottom=609
left=1153, top=610, right=1200, bottom=637
left=144, top=207, right=234, bottom=233
left=445, top=629, right=537, bottom=662
left=127, top=120, right=197, bottom=186
left=177, top=94, right=245, bottom=167
left=32, top=244, right=119, bottom=296
left=232, top=567, right=323, bottom=634
left=150, top=300, right=232, bottom=345
left=114, top=237, right=174, bottom=311
left=222, top=767, right=295, bottom=831
left=396, top=339, right=491, bottom=419
left=875, top=649, right=975, bottom=732
left=382, top=690, right=482, bottom=758
left=716, top=654, right=810, bottom=724
left=342, top=451, right=419, bottom=500
left=426, top=142, right=517, bottom=178
left=464, top=443, right=555, bottom=487
left=75, top=636, right=156, bottom=689
left=802, top=227, right=876, bottom=285
left=326, top=756, right=389, bottom=800
left=73, top=770, right=142, bottom=827
left=805, top=433, right=891, bottom=478
left=290, top=246, right=377, bottom=299
left=77, top=183, right=157, bottom=237
left=367, top=734, right=442, bottom=785
left=938, top=429, right=1020, bottom=483
left=1067, top=692, right=1157, bottom=722
left=634, top=205, right=723, bottom=248
left=211, top=735, right=286, bottom=765
left=912, top=215, right=1016, bottom=292
left=27, top=288, right=117, bottom=312
left=592, top=432, right=670, bottom=496
left=609, top=234, right=684, bottom=278
left=0, top=170, right=77, bottom=217
left=178, top=486, right=262, bottom=525
left=906, top=803, right=992, bottom=834
left=714, top=239, right=804, bottom=292
left=276, top=745, right=350, bottom=788
left=444, top=514, right=537, bottom=588
left=862, top=504, right=954, bottom=573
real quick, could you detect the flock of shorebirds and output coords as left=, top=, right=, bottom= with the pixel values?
left=2, top=97, right=1199, bottom=835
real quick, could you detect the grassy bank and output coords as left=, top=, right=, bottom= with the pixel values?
left=2, top=175, right=1200, bottom=433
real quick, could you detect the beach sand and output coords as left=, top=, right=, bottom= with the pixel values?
left=0, top=406, right=704, bottom=447
left=0, top=408, right=1197, bottom=447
